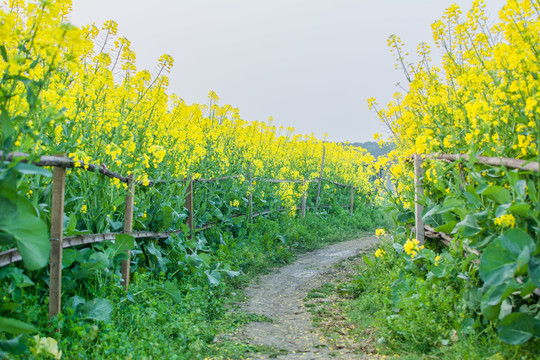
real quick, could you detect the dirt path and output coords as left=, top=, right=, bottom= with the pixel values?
left=234, top=236, right=378, bottom=359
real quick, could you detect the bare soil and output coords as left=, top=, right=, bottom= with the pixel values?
left=231, top=236, right=380, bottom=360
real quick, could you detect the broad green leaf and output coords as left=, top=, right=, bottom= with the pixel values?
left=508, top=203, right=531, bottom=218
left=0, top=317, right=37, bottom=334
left=514, top=180, right=527, bottom=201
left=520, top=279, right=537, bottom=298
left=482, top=185, right=511, bottom=204
left=479, top=229, right=535, bottom=287
left=499, top=299, right=513, bottom=320
left=14, top=162, right=52, bottom=177
left=430, top=264, right=447, bottom=278
left=213, top=208, right=224, bottom=220
left=161, top=281, right=182, bottom=304
left=64, top=213, right=78, bottom=235
left=481, top=287, right=501, bottom=321
left=205, top=269, right=222, bottom=286
left=454, top=214, right=482, bottom=237
left=9, top=215, right=50, bottom=271
left=79, top=298, right=113, bottom=322
left=80, top=252, right=109, bottom=272
left=464, top=186, right=483, bottom=209
left=435, top=220, right=456, bottom=234
left=498, top=312, right=535, bottom=345
left=529, top=256, right=540, bottom=287
left=0, top=193, right=49, bottom=270
left=0, top=334, right=27, bottom=356
left=65, top=295, right=86, bottom=311
left=62, top=248, right=77, bottom=268
left=222, top=269, right=241, bottom=278
left=110, top=234, right=135, bottom=260
left=396, top=210, right=413, bottom=224
left=487, top=280, right=520, bottom=306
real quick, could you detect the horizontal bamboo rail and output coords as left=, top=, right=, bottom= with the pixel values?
left=414, top=152, right=539, bottom=173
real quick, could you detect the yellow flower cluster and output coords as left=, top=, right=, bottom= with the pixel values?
left=404, top=238, right=423, bottom=258
left=375, top=248, right=386, bottom=258
left=371, top=0, right=540, bottom=211
left=493, top=213, right=516, bottom=228
left=375, top=228, right=386, bottom=238
left=1, top=0, right=379, bottom=216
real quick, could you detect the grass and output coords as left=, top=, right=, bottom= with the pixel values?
left=2, top=204, right=387, bottom=359
left=306, top=236, right=540, bottom=360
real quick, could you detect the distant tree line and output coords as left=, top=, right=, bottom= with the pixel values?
left=344, top=141, right=394, bottom=159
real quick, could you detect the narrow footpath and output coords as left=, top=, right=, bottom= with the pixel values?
left=233, top=236, right=379, bottom=360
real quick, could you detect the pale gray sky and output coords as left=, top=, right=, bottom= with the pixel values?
left=69, top=0, right=506, bottom=143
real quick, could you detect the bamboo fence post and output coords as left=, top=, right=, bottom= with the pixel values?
left=350, top=185, right=354, bottom=214
left=301, top=179, right=307, bottom=218
left=414, top=154, right=425, bottom=245
left=185, top=178, right=194, bottom=238
left=247, top=163, right=253, bottom=222
left=49, top=156, right=66, bottom=320
left=121, top=178, right=134, bottom=291
left=315, top=146, right=326, bottom=209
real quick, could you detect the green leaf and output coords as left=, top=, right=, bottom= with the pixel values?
left=0, top=194, right=49, bottom=270
left=520, top=279, right=537, bottom=297
left=0, top=45, right=7, bottom=62
left=14, top=162, right=52, bottom=177
left=435, top=220, right=456, bottom=234
left=498, top=312, right=535, bottom=345
left=529, top=256, right=540, bottom=287
left=464, top=186, right=483, bottom=209
left=0, top=317, right=37, bottom=334
left=222, top=269, right=241, bottom=278
left=479, top=229, right=535, bottom=287
left=65, top=295, right=86, bottom=311
left=508, top=203, right=531, bottom=218
left=213, top=208, right=224, bottom=220
left=430, top=264, right=447, bottom=278
left=481, top=287, right=501, bottom=321
left=482, top=185, right=511, bottom=204
left=9, top=215, right=50, bottom=271
left=362, top=254, right=373, bottom=267
left=454, top=214, right=482, bottom=237
left=65, top=213, right=78, bottom=235
left=110, top=234, right=135, bottom=260
left=161, top=281, right=182, bottom=304
left=78, top=298, right=113, bottom=322
left=0, top=334, right=27, bottom=356
left=487, top=280, right=520, bottom=306
left=205, top=269, right=222, bottom=286
left=396, top=210, right=413, bottom=224
left=527, top=179, right=538, bottom=202
left=514, top=180, right=527, bottom=200
left=62, top=248, right=78, bottom=268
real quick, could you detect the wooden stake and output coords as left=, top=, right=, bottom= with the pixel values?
left=414, top=154, right=425, bottom=245
left=185, top=178, right=194, bottom=238
left=301, top=180, right=307, bottom=218
left=315, top=146, right=326, bottom=209
left=49, top=158, right=66, bottom=320
left=350, top=186, right=354, bottom=214
left=121, top=178, right=134, bottom=291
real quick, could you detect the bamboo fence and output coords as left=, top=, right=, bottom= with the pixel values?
left=0, top=147, right=358, bottom=318
left=412, top=153, right=539, bottom=246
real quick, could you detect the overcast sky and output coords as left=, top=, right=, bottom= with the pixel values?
left=69, top=0, right=506, bottom=143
